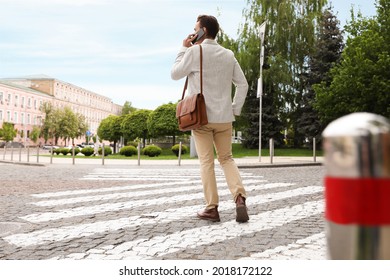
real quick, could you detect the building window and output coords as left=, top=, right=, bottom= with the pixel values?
left=21, top=113, right=24, bottom=124
left=14, top=112, right=18, bottom=123
left=0, top=110, right=3, bottom=121
left=27, top=114, right=30, bottom=125
left=7, top=111, right=11, bottom=122
left=27, top=98, right=31, bottom=108
left=15, top=95, right=18, bottom=106
left=0, top=92, right=3, bottom=103
left=7, top=93, right=11, bottom=104
left=21, top=96, right=25, bottom=108
left=34, top=99, right=37, bottom=109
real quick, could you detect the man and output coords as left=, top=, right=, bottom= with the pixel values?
left=171, top=15, right=249, bottom=223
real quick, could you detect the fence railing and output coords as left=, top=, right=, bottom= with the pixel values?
left=2, top=139, right=319, bottom=166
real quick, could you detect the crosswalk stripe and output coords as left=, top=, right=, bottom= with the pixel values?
left=79, top=168, right=258, bottom=181
left=33, top=175, right=264, bottom=198
left=5, top=185, right=322, bottom=246
left=239, top=232, right=326, bottom=260
left=31, top=179, right=269, bottom=207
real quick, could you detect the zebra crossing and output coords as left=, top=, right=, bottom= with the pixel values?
left=2, top=167, right=326, bottom=260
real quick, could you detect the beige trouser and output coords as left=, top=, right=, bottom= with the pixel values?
left=193, top=123, right=247, bottom=209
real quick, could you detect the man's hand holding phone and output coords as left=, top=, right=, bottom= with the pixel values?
left=183, top=28, right=205, bottom=47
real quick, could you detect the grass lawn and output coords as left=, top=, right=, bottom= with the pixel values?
left=45, top=143, right=322, bottom=160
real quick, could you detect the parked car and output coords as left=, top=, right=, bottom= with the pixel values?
left=80, top=142, right=95, bottom=148
left=42, top=145, right=59, bottom=150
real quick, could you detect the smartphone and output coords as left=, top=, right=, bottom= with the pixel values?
left=192, top=28, right=205, bottom=44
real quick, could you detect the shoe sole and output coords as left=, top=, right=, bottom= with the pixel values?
left=236, top=206, right=249, bottom=223
left=197, top=214, right=220, bottom=222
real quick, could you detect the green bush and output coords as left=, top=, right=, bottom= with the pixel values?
left=120, top=146, right=138, bottom=157
left=60, top=148, right=71, bottom=156
left=171, top=144, right=188, bottom=157
left=54, top=148, right=61, bottom=155
left=66, top=147, right=80, bottom=156
left=81, top=147, right=94, bottom=157
left=98, top=146, right=112, bottom=156
left=142, top=145, right=162, bottom=157
left=73, top=147, right=80, bottom=155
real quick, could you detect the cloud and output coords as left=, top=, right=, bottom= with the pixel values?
left=84, top=83, right=183, bottom=110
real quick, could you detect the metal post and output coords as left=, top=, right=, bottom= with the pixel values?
left=178, top=141, right=182, bottom=166
left=323, top=112, right=390, bottom=259
left=50, top=146, right=53, bottom=164
left=269, top=138, right=274, bottom=164
left=27, top=144, right=30, bottom=163
left=137, top=143, right=141, bottom=166
left=19, top=146, right=22, bottom=162
left=2, top=146, right=5, bottom=160
left=102, top=143, right=105, bottom=165
left=258, top=21, right=266, bottom=162
left=72, top=145, right=75, bottom=165
left=313, top=137, right=316, bottom=163
left=36, top=146, right=39, bottom=163
left=11, top=147, right=14, bottom=161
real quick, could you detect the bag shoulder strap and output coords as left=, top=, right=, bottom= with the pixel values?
left=181, top=45, right=203, bottom=100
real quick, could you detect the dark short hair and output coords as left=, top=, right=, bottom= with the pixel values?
left=197, top=15, right=220, bottom=39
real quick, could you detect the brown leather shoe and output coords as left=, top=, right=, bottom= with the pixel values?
left=235, top=195, right=249, bottom=223
left=197, top=207, right=220, bottom=222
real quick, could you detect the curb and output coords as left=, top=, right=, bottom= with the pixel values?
left=0, top=160, right=46, bottom=167
left=237, top=162, right=323, bottom=169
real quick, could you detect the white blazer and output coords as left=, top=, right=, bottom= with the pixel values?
left=171, top=39, right=248, bottom=123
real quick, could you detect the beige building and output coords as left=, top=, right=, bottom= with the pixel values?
left=0, top=75, right=122, bottom=145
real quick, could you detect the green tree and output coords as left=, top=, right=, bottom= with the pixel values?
left=297, top=7, right=344, bottom=144
left=97, top=115, right=122, bottom=153
left=58, top=107, right=78, bottom=145
left=121, top=109, right=152, bottom=147
left=147, top=103, right=179, bottom=146
left=235, top=0, right=326, bottom=148
left=121, top=101, right=137, bottom=115
left=314, top=0, right=390, bottom=124
left=75, top=113, right=88, bottom=143
left=40, top=102, right=56, bottom=143
left=0, top=122, right=17, bottom=142
left=30, top=126, right=41, bottom=144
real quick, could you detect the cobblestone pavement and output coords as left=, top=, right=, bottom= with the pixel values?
left=0, top=162, right=326, bottom=260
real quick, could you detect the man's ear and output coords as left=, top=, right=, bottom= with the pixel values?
left=203, top=27, right=208, bottom=36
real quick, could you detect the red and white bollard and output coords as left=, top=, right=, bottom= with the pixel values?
left=322, top=112, right=390, bottom=259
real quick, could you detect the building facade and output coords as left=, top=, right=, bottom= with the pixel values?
left=0, top=75, right=122, bottom=146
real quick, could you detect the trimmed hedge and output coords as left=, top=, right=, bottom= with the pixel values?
left=119, top=146, right=138, bottom=157
left=171, top=144, right=188, bottom=157
left=98, top=146, right=112, bottom=156
left=81, top=147, right=94, bottom=157
left=142, top=145, right=162, bottom=157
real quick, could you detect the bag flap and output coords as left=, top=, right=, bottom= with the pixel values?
left=176, top=94, right=199, bottom=117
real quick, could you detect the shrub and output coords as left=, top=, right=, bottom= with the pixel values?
left=66, top=147, right=80, bottom=156
left=54, top=148, right=61, bottom=155
left=142, top=145, right=162, bottom=157
left=60, top=148, right=71, bottom=156
left=73, top=147, right=80, bottom=155
left=98, top=146, right=112, bottom=156
left=171, top=144, right=188, bottom=157
left=81, top=147, right=94, bottom=157
left=119, top=146, right=138, bottom=157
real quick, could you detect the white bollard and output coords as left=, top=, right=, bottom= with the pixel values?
left=323, top=112, right=390, bottom=259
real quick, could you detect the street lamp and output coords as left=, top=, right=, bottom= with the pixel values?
left=258, top=21, right=266, bottom=162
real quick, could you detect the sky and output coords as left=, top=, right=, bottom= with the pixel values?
left=0, top=0, right=377, bottom=110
